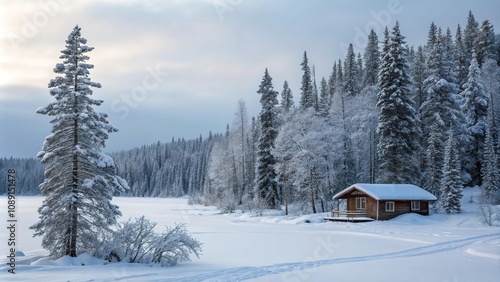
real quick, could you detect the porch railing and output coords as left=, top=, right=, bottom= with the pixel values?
left=331, top=210, right=367, bottom=220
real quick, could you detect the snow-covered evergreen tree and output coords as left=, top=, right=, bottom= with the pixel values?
left=363, top=29, right=380, bottom=86
left=328, top=62, right=338, bottom=101
left=455, top=24, right=468, bottom=90
left=422, top=131, right=442, bottom=198
left=318, top=77, right=330, bottom=116
left=463, top=10, right=479, bottom=64
left=343, top=43, right=359, bottom=97
left=421, top=24, right=469, bottom=185
left=475, top=20, right=497, bottom=67
left=256, top=68, right=279, bottom=209
left=411, top=45, right=426, bottom=111
left=30, top=26, right=128, bottom=258
left=376, top=22, right=421, bottom=184
left=300, top=51, right=314, bottom=110
left=441, top=131, right=463, bottom=213
left=280, top=80, right=294, bottom=113
left=461, top=52, right=488, bottom=184
left=356, top=53, right=364, bottom=88
left=482, top=105, right=499, bottom=202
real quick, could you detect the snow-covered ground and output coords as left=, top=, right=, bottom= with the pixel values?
left=1, top=187, right=499, bottom=281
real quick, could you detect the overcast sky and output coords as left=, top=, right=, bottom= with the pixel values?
left=1, top=0, right=499, bottom=158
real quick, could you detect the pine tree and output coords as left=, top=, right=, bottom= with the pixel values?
left=328, top=62, right=337, bottom=102
left=343, top=43, right=359, bottom=97
left=376, top=22, right=421, bottom=184
left=475, top=20, right=497, bottom=67
left=318, top=77, right=330, bottom=116
left=256, top=68, right=279, bottom=209
left=461, top=52, right=488, bottom=184
left=356, top=53, right=364, bottom=88
left=463, top=10, right=479, bottom=64
left=442, top=27, right=457, bottom=82
left=421, top=24, right=468, bottom=185
left=30, top=26, right=128, bottom=258
left=426, top=22, right=438, bottom=53
left=455, top=24, right=468, bottom=90
left=482, top=105, right=499, bottom=202
left=411, top=45, right=426, bottom=110
left=300, top=51, right=314, bottom=110
left=280, top=80, right=294, bottom=114
left=441, top=131, right=463, bottom=213
left=422, top=131, right=442, bottom=198
left=363, top=29, right=380, bottom=86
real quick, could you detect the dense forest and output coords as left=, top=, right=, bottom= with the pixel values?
left=3, top=11, right=499, bottom=215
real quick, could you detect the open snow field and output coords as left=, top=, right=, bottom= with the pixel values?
left=1, top=187, right=499, bottom=281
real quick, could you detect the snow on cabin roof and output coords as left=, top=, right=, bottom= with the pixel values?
left=333, top=183, right=437, bottom=201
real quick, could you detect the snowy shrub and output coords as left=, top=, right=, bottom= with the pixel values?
left=96, top=216, right=202, bottom=266
left=250, top=196, right=269, bottom=216
left=187, top=194, right=204, bottom=205
left=477, top=204, right=500, bottom=226
left=216, top=189, right=238, bottom=213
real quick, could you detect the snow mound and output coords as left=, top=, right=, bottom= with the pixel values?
left=390, top=213, right=437, bottom=225
left=31, top=253, right=107, bottom=266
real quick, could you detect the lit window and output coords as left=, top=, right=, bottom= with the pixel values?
left=356, top=197, right=366, bottom=209
left=386, top=201, right=395, bottom=212
left=411, top=201, right=420, bottom=210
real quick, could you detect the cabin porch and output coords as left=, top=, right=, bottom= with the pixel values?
left=324, top=209, right=375, bottom=222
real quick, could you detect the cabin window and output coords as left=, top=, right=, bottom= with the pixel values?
left=355, top=197, right=366, bottom=210
left=385, top=201, right=395, bottom=212
left=411, top=201, right=420, bottom=210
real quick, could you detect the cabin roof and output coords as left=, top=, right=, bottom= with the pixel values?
left=333, top=183, right=438, bottom=201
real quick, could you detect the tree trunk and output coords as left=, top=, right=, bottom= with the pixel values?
left=70, top=56, right=79, bottom=257
left=70, top=112, right=78, bottom=257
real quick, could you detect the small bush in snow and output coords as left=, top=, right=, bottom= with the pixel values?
left=97, top=216, right=202, bottom=266
left=247, top=197, right=269, bottom=216
left=187, top=195, right=204, bottom=205
left=477, top=204, right=500, bottom=226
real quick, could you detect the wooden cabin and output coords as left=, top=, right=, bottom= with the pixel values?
left=328, top=183, right=437, bottom=221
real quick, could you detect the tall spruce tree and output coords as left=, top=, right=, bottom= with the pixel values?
left=421, top=24, right=468, bottom=185
left=300, top=51, right=314, bottom=110
left=481, top=105, right=499, bottom=202
left=422, top=131, right=442, bottom=198
left=461, top=52, right=488, bottom=184
left=411, top=45, right=426, bottom=110
left=256, top=69, right=279, bottom=209
left=376, top=22, right=421, bottom=184
left=328, top=62, right=337, bottom=102
left=30, top=26, right=128, bottom=258
left=441, top=131, right=463, bottom=213
left=363, top=29, right=380, bottom=86
left=455, top=24, right=468, bottom=90
left=318, top=77, right=330, bottom=116
left=280, top=80, right=294, bottom=114
left=463, top=10, right=479, bottom=64
left=343, top=43, right=359, bottom=97
left=475, top=20, right=497, bottom=67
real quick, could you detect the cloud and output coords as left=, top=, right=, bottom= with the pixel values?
left=1, top=0, right=500, bottom=158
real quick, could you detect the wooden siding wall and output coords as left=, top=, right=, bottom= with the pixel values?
left=377, top=201, right=430, bottom=220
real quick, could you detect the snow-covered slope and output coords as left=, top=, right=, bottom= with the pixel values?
left=0, top=187, right=498, bottom=281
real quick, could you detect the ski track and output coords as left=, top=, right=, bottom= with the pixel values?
left=3, top=233, right=498, bottom=281
left=147, top=232, right=500, bottom=282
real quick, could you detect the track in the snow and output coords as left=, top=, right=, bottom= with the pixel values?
left=159, top=232, right=500, bottom=282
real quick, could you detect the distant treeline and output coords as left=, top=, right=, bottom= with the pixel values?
left=1, top=133, right=221, bottom=196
